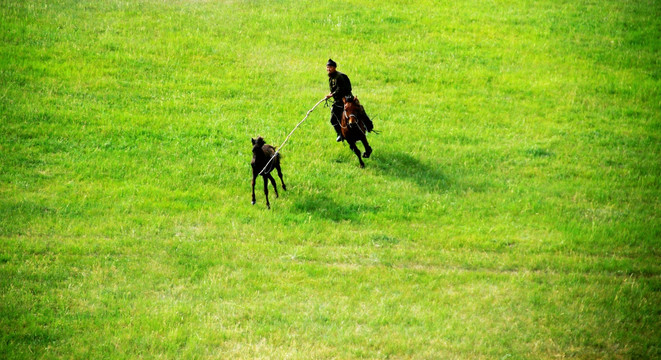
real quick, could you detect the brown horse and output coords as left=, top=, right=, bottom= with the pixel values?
left=341, top=96, right=372, bottom=168
left=251, top=137, right=286, bottom=209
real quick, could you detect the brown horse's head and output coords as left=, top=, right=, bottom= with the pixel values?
left=342, top=96, right=362, bottom=129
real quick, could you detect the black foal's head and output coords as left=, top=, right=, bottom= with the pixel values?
left=251, top=136, right=266, bottom=149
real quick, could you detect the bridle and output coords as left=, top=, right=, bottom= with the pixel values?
left=327, top=96, right=366, bottom=134
left=341, top=103, right=366, bottom=135
left=343, top=110, right=358, bottom=123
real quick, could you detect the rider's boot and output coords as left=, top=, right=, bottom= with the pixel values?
left=333, top=125, right=343, bottom=142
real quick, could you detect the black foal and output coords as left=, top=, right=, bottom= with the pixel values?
left=251, top=137, right=286, bottom=209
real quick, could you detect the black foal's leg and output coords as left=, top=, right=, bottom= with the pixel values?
left=251, top=172, right=257, bottom=205
left=349, top=141, right=365, bottom=168
left=268, top=174, right=279, bottom=198
left=275, top=163, right=286, bottom=191
left=361, top=136, right=372, bottom=158
left=262, top=175, right=270, bottom=209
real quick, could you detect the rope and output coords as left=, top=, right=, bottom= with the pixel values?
left=258, top=93, right=334, bottom=175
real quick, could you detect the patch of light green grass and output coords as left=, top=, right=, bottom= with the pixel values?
left=1, top=0, right=659, bottom=359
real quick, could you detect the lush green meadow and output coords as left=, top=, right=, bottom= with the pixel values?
left=1, top=0, right=660, bottom=358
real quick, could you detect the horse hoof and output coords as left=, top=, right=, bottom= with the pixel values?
left=360, top=163, right=365, bottom=168
left=283, top=185, right=287, bottom=191
left=363, top=149, right=372, bottom=158
left=251, top=200, right=256, bottom=205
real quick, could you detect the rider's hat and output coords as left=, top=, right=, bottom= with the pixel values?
left=326, top=59, right=337, bottom=67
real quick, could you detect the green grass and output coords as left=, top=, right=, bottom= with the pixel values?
left=1, top=0, right=660, bottom=358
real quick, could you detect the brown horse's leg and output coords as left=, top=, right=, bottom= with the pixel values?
left=262, top=175, right=270, bottom=209
left=275, top=163, right=286, bottom=191
left=361, top=136, right=372, bottom=158
left=251, top=171, right=257, bottom=205
left=268, top=174, right=279, bottom=198
left=349, top=141, right=365, bottom=168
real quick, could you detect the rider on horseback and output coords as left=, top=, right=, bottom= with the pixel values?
left=324, top=59, right=374, bottom=142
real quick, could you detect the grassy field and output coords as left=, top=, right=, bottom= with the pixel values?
left=1, top=0, right=660, bottom=358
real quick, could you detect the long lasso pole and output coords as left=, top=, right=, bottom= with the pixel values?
left=259, top=93, right=334, bottom=175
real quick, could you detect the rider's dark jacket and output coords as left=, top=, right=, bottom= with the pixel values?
left=328, top=71, right=352, bottom=105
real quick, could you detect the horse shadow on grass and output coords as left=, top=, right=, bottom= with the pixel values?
left=369, top=150, right=451, bottom=193
left=291, top=193, right=379, bottom=223
left=289, top=150, right=450, bottom=222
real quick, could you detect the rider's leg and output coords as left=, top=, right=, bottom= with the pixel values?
left=330, top=106, right=343, bottom=141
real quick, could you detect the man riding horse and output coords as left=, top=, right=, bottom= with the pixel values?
left=324, top=59, right=374, bottom=142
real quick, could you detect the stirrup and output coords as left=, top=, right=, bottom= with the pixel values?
left=336, top=135, right=343, bottom=142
